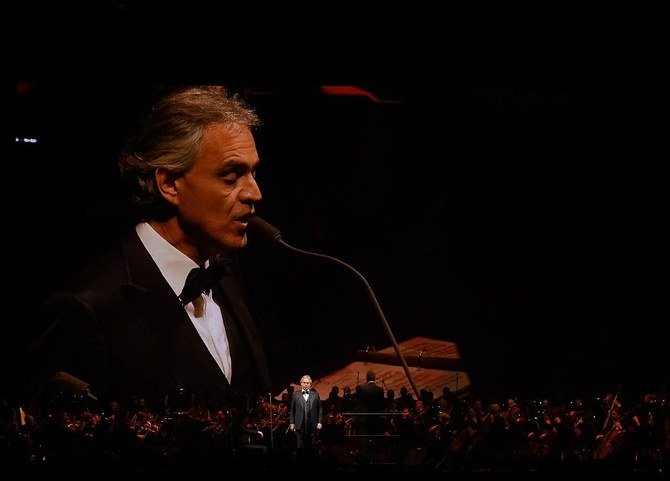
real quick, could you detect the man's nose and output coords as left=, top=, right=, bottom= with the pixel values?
left=241, top=175, right=262, bottom=203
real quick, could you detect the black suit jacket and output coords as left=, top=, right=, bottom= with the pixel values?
left=29, top=229, right=270, bottom=406
left=289, top=390, right=323, bottom=431
left=354, top=382, right=385, bottom=434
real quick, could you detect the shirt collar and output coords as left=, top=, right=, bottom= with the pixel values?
left=136, top=222, right=200, bottom=297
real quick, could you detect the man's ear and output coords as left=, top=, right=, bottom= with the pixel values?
left=155, top=167, right=179, bottom=206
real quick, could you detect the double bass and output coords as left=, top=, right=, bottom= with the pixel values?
left=594, top=388, right=627, bottom=460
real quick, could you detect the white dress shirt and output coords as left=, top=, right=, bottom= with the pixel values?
left=135, top=222, right=232, bottom=383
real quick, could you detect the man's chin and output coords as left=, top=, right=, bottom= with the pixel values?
left=225, top=226, right=249, bottom=249
left=220, top=233, right=247, bottom=250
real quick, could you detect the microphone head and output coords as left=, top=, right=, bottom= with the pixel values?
left=52, top=371, right=90, bottom=392
left=51, top=371, right=98, bottom=401
left=248, top=216, right=282, bottom=245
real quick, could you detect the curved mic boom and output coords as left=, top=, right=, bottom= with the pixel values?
left=247, top=216, right=420, bottom=398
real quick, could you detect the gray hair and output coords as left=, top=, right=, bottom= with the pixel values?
left=119, top=86, right=260, bottom=219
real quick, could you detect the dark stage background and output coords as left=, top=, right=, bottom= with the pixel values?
left=7, top=3, right=667, bottom=405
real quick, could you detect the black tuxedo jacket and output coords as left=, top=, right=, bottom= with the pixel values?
left=356, top=382, right=385, bottom=413
left=29, top=229, right=270, bottom=405
left=289, top=390, right=323, bottom=431
left=354, top=382, right=385, bottom=434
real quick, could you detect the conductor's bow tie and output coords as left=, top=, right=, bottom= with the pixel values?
left=178, top=258, right=231, bottom=305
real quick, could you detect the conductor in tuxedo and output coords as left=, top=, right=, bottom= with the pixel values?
left=354, top=370, right=386, bottom=435
left=28, top=86, right=270, bottom=409
left=289, top=375, right=323, bottom=451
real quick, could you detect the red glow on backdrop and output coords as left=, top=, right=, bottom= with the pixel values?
left=320, top=85, right=381, bottom=102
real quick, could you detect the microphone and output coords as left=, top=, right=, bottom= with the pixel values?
left=51, top=371, right=99, bottom=402
left=247, top=216, right=282, bottom=245
left=247, top=216, right=420, bottom=399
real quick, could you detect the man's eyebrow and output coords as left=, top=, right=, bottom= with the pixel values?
left=219, top=155, right=260, bottom=166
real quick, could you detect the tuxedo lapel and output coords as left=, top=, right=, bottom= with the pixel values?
left=216, top=267, right=271, bottom=391
left=117, top=231, right=229, bottom=393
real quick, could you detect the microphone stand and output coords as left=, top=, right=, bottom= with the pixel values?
left=268, top=393, right=274, bottom=450
left=277, top=239, right=420, bottom=399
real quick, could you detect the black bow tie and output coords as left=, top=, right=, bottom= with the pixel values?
left=302, top=390, right=310, bottom=395
left=178, top=258, right=231, bottom=306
